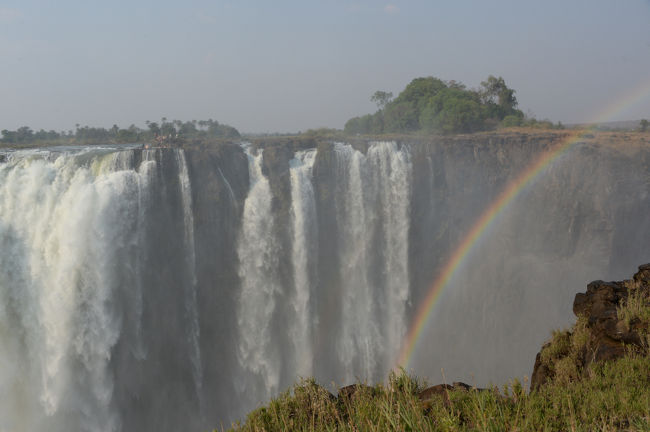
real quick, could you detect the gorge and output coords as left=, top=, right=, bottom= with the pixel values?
left=0, top=132, right=649, bottom=431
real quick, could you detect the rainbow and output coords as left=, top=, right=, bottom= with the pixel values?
left=396, top=79, right=650, bottom=369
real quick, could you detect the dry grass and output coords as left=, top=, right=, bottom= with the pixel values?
left=225, top=355, right=650, bottom=431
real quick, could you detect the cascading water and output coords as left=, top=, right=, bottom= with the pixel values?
left=235, top=146, right=283, bottom=402
left=288, top=149, right=318, bottom=378
left=174, top=149, right=202, bottom=401
left=332, top=142, right=412, bottom=381
left=367, top=142, right=412, bottom=367
left=0, top=149, right=149, bottom=431
left=1, top=137, right=649, bottom=431
left=131, top=151, right=156, bottom=361
left=334, top=143, right=381, bottom=380
left=0, top=147, right=209, bottom=431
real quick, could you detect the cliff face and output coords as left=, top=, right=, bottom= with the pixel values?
left=2, top=132, right=649, bottom=430
left=160, top=132, right=650, bottom=425
left=178, top=131, right=650, bottom=387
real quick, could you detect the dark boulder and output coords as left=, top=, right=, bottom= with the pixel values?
left=531, top=264, right=650, bottom=390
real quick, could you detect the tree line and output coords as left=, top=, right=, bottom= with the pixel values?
left=0, top=118, right=240, bottom=146
left=345, top=75, right=563, bottom=135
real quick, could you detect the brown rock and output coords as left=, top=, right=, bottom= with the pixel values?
left=531, top=263, right=650, bottom=390
left=417, top=384, right=453, bottom=401
left=530, top=348, right=552, bottom=390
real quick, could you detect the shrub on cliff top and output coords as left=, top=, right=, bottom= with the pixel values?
left=344, top=75, right=524, bottom=135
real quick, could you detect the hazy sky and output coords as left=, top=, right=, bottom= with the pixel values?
left=1, top=0, right=649, bottom=133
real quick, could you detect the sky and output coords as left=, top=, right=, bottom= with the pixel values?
left=1, top=0, right=649, bottom=133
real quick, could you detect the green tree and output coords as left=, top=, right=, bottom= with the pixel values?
left=147, top=122, right=161, bottom=136
left=370, top=91, right=393, bottom=110
left=1, top=129, right=16, bottom=143
left=419, top=87, right=484, bottom=133
left=393, top=77, right=447, bottom=109
left=16, top=126, right=34, bottom=142
left=345, top=75, right=527, bottom=135
left=480, top=75, right=518, bottom=118
left=384, top=101, right=418, bottom=132
left=344, top=114, right=379, bottom=134
left=640, top=119, right=649, bottom=132
left=501, top=114, right=524, bottom=127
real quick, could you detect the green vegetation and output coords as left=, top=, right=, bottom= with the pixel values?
left=345, top=76, right=565, bottom=135
left=226, top=275, right=650, bottom=431
left=227, top=357, right=650, bottom=431
left=0, top=118, right=239, bottom=147
left=640, top=119, right=649, bottom=133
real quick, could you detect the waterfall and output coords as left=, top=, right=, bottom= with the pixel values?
left=174, top=149, right=202, bottom=399
left=333, top=142, right=412, bottom=381
left=334, top=143, right=380, bottom=380
left=288, top=149, right=318, bottom=378
left=2, top=138, right=649, bottom=430
left=218, top=167, right=237, bottom=205
left=0, top=149, right=150, bottom=431
left=367, top=142, right=412, bottom=366
left=132, top=155, right=156, bottom=361
left=235, top=146, right=282, bottom=400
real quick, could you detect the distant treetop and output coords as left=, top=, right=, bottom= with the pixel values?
left=1, top=118, right=240, bottom=146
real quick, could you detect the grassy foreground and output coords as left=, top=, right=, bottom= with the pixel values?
left=225, top=356, right=649, bottom=431
left=225, top=267, right=650, bottom=432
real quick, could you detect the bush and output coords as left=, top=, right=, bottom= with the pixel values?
left=501, top=114, right=523, bottom=127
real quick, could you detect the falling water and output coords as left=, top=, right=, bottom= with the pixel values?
left=0, top=149, right=148, bottom=431
left=235, top=146, right=282, bottom=401
left=334, top=143, right=381, bottom=380
left=1, top=138, right=649, bottom=431
left=174, top=149, right=202, bottom=399
left=288, top=149, right=318, bottom=378
left=367, top=142, right=412, bottom=366
left=131, top=153, right=156, bottom=361
left=333, top=142, right=412, bottom=381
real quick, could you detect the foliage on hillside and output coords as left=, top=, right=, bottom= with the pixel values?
left=344, top=76, right=567, bottom=135
left=226, top=265, right=650, bottom=431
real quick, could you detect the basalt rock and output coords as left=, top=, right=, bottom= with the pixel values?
left=531, top=264, right=650, bottom=390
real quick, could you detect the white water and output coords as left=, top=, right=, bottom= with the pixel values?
left=235, top=147, right=282, bottom=400
left=333, top=142, right=412, bottom=381
left=334, top=143, right=380, bottom=380
left=368, top=142, right=412, bottom=366
left=0, top=150, right=151, bottom=431
left=174, top=149, right=202, bottom=399
left=288, top=149, right=318, bottom=378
